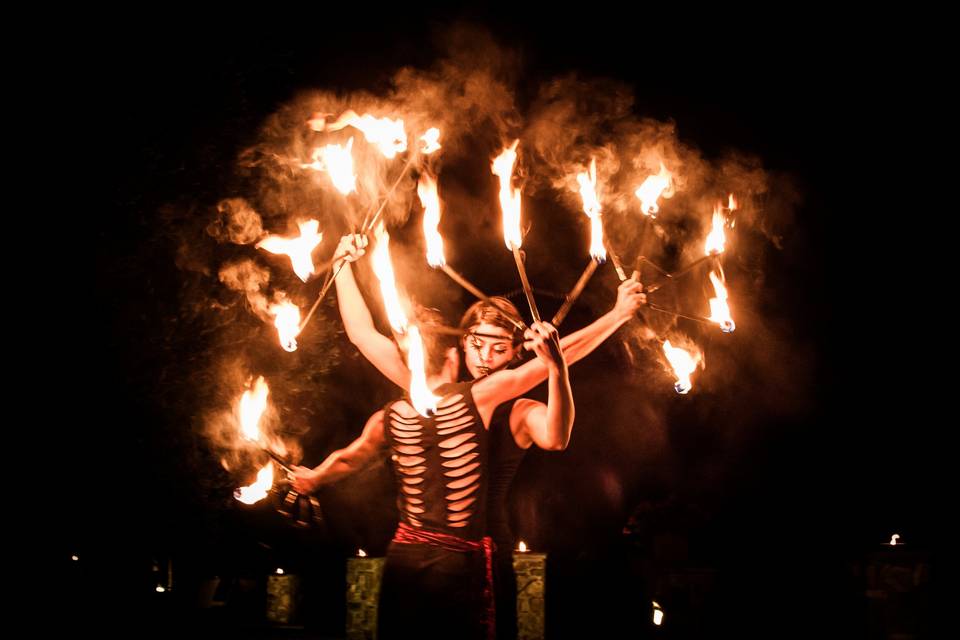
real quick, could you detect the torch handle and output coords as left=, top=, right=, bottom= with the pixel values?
left=511, top=244, right=542, bottom=324
left=551, top=259, right=599, bottom=327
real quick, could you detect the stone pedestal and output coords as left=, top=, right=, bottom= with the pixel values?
left=346, top=557, right=385, bottom=640
left=513, top=552, right=546, bottom=640
left=266, top=574, right=300, bottom=624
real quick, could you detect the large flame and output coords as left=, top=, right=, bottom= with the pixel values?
left=492, top=140, right=523, bottom=249
left=705, top=203, right=727, bottom=255
left=270, top=300, right=301, bottom=352
left=420, top=127, right=441, bottom=155
left=662, top=340, right=702, bottom=394
left=239, top=376, right=270, bottom=442
left=321, top=110, right=407, bottom=159
left=305, top=138, right=357, bottom=195
left=370, top=225, right=409, bottom=334
left=634, top=163, right=675, bottom=216
left=576, top=158, right=606, bottom=261
left=234, top=462, right=274, bottom=505
left=707, top=271, right=736, bottom=333
left=407, top=325, right=440, bottom=417
left=256, top=219, right=323, bottom=282
left=418, top=174, right=445, bottom=267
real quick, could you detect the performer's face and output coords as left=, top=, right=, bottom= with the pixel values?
left=463, top=323, right=518, bottom=378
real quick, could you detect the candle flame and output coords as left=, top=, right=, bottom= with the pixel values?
left=518, top=541, right=528, bottom=553
left=234, top=462, right=274, bottom=504
left=707, top=271, right=736, bottom=333
left=370, top=226, right=409, bottom=334
left=420, top=127, right=441, bottom=155
left=653, top=601, right=664, bottom=626
left=705, top=203, right=727, bottom=255
left=358, top=548, right=368, bottom=557
left=576, top=158, right=606, bottom=261
left=662, top=340, right=702, bottom=394
left=634, top=163, right=674, bottom=216
left=418, top=174, right=445, bottom=267
left=256, top=220, right=323, bottom=282
left=239, top=376, right=270, bottom=442
left=305, top=138, right=357, bottom=195
left=889, top=534, right=900, bottom=545
left=407, top=325, right=440, bottom=417
left=275, top=568, right=284, bottom=575
left=270, top=300, right=301, bottom=352
left=493, top=140, right=523, bottom=249
left=322, top=110, right=407, bottom=159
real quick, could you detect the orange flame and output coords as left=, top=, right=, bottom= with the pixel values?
left=270, top=300, right=301, bottom=352
left=518, top=541, right=528, bottom=553
left=492, top=140, right=523, bottom=249
left=239, top=376, right=269, bottom=443
left=418, top=174, right=445, bottom=267
left=305, top=138, right=357, bottom=195
left=256, top=219, right=323, bottom=282
left=662, top=340, right=702, bottom=394
left=370, top=225, right=409, bottom=334
left=576, top=158, right=606, bottom=261
left=728, top=193, right=738, bottom=211
left=234, top=462, right=274, bottom=504
left=634, top=163, right=675, bottom=216
left=322, top=110, right=407, bottom=159
left=407, top=325, right=440, bottom=417
left=704, top=203, right=727, bottom=255
left=707, top=271, right=736, bottom=333
left=420, top=127, right=441, bottom=155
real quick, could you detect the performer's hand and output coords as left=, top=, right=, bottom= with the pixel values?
left=291, top=465, right=321, bottom=495
left=335, top=234, right=368, bottom=265
left=524, top=321, right=564, bottom=369
left=613, top=271, right=647, bottom=321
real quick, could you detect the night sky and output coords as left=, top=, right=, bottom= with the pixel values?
left=65, top=10, right=935, bottom=638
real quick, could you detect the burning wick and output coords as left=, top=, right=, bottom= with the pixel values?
left=652, top=601, right=664, bottom=626
left=358, top=549, right=368, bottom=557
left=517, top=541, right=528, bottom=553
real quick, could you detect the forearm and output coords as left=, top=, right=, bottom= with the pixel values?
left=335, top=262, right=378, bottom=341
left=559, top=309, right=628, bottom=366
left=543, top=364, right=575, bottom=450
left=308, top=448, right=366, bottom=487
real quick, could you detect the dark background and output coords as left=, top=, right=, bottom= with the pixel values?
left=59, top=8, right=937, bottom=638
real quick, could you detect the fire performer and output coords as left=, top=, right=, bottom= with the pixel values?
left=291, top=307, right=572, bottom=639
left=327, top=234, right=645, bottom=638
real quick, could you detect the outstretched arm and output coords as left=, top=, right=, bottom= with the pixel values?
left=291, top=410, right=386, bottom=494
left=333, top=234, right=411, bottom=389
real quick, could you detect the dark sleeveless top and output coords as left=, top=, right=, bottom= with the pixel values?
left=382, top=381, right=490, bottom=541
left=486, top=399, right=527, bottom=548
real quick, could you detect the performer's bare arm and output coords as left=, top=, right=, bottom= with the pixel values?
left=333, top=234, right=411, bottom=389
left=291, top=409, right=386, bottom=494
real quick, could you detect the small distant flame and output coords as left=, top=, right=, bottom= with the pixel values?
left=304, top=138, right=357, bottom=195
left=257, top=219, right=323, bottom=282
left=370, top=226, right=409, bottom=334
left=71, top=555, right=79, bottom=562
left=707, top=271, right=736, bottom=333
left=275, top=568, right=284, bottom=575
left=889, top=534, right=900, bottom=546
left=239, top=376, right=270, bottom=442
left=418, top=174, right=445, bottom=267
left=517, top=541, right=528, bottom=553
left=652, top=601, right=664, bottom=626
left=576, top=158, right=606, bottom=261
left=634, top=163, right=675, bottom=216
left=407, top=325, right=440, bottom=417
left=705, top=203, right=727, bottom=255
left=270, top=300, right=301, bottom=352
left=492, top=140, right=523, bottom=249
left=358, top=549, right=368, bottom=557
left=321, top=110, right=407, bottom=159
left=156, top=586, right=166, bottom=593
left=662, top=340, right=701, bottom=394
left=234, top=462, right=274, bottom=504
left=420, top=127, right=441, bottom=155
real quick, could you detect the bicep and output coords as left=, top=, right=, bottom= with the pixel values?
left=354, top=332, right=411, bottom=389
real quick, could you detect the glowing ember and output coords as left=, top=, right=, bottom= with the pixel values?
left=492, top=140, right=523, bottom=249
left=321, top=110, right=407, bottom=159
left=370, top=225, right=409, bottom=334
left=662, top=340, right=701, bottom=394
left=270, top=300, right=301, bottom=352
left=418, top=173, right=445, bottom=267
left=304, top=138, right=357, bottom=195
left=358, top=549, right=368, bottom=557
left=576, top=158, right=606, bottom=261
left=407, top=325, right=440, bottom=417
left=634, top=162, right=674, bottom=216
left=420, top=127, right=441, bottom=154
left=707, top=271, right=736, bottom=333
left=234, top=462, right=274, bottom=504
left=239, top=376, right=270, bottom=442
left=256, top=219, right=323, bottom=282
left=518, top=541, right=528, bottom=553
left=705, top=203, right=727, bottom=255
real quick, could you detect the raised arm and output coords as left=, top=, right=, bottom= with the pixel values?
left=291, top=410, right=386, bottom=494
left=333, top=234, right=411, bottom=389
left=510, top=322, right=575, bottom=450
